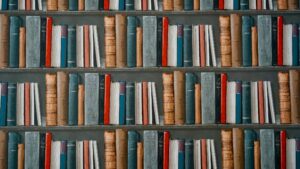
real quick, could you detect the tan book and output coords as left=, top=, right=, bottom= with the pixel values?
left=78, top=84, right=84, bottom=126
left=219, top=16, right=232, bottom=67
left=194, top=0, right=199, bottom=10
left=221, top=130, right=233, bottom=169
left=195, top=84, right=201, bottom=124
left=104, top=131, right=116, bottom=169
left=137, top=142, right=143, bottom=169
left=277, top=0, right=288, bottom=9
left=136, top=27, right=143, bottom=67
left=104, top=16, right=116, bottom=68
left=58, top=0, right=68, bottom=11
left=289, top=70, right=300, bottom=124
left=233, top=128, right=244, bottom=169
left=163, top=73, right=175, bottom=125
left=163, top=0, right=174, bottom=10
left=254, top=141, right=260, bottom=169
left=288, top=0, right=298, bottom=9
left=47, top=0, right=58, bottom=10
left=0, top=131, right=7, bottom=169
left=230, top=14, right=242, bottom=67
left=278, top=72, right=291, bottom=123
left=46, top=73, right=57, bottom=126
left=174, top=71, right=185, bottom=125
left=57, top=71, right=68, bottom=126
left=18, top=144, right=24, bottom=169
left=78, top=0, right=85, bottom=10
left=19, top=27, right=26, bottom=68
left=116, top=129, right=127, bottom=169
left=251, top=26, right=258, bottom=66
left=116, top=14, right=127, bottom=68
left=174, top=0, right=183, bottom=10
left=0, top=14, right=9, bottom=68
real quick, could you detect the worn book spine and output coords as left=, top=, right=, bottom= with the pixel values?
left=174, top=0, right=183, bottom=10
left=144, top=131, right=158, bottom=169
left=19, top=27, right=25, bottom=68
left=260, top=129, right=275, bottom=169
left=244, top=129, right=256, bottom=169
left=219, top=16, right=232, bottom=67
left=231, top=14, right=242, bottom=67
left=78, top=0, right=84, bottom=10
left=58, top=0, right=68, bottom=10
left=45, top=17, right=53, bottom=68
left=162, top=17, right=168, bottom=67
left=183, top=25, right=192, bottom=67
left=7, top=83, right=16, bottom=126
left=45, top=74, right=57, bottom=126
left=47, top=0, right=57, bottom=10
left=277, top=16, right=283, bottom=66
left=137, top=142, right=143, bottom=169
left=163, top=73, right=175, bottom=125
left=143, top=16, right=157, bottom=67
left=125, top=82, right=135, bottom=125
left=0, top=131, right=7, bottom=169
left=288, top=0, right=298, bottom=9
left=221, top=130, right=233, bottom=169
left=186, top=73, right=195, bottom=124
left=116, top=129, right=127, bottom=169
left=17, top=143, right=24, bottom=169
left=195, top=84, right=201, bottom=124
left=277, top=0, right=288, bottom=9
left=78, top=84, right=84, bottom=126
left=85, top=0, right=98, bottom=10
left=57, top=71, right=68, bottom=126
left=136, top=27, right=143, bottom=67
left=0, top=15, right=8, bottom=68
left=68, top=0, right=78, bottom=10
left=84, top=73, right=99, bottom=125
left=174, top=71, right=185, bottom=125
left=104, top=16, right=116, bottom=68
left=116, top=14, right=127, bottom=68
left=200, top=0, right=214, bottom=10
left=24, top=132, right=40, bottom=169
left=83, top=25, right=90, bottom=68
left=233, top=128, right=244, bottom=169
left=254, top=141, right=260, bottom=169
left=127, top=16, right=137, bottom=67
left=119, top=82, right=126, bottom=125
left=183, top=0, right=192, bottom=10
left=8, top=132, right=19, bottom=169
left=9, top=16, right=21, bottom=68
left=242, top=16, right=252, bottom=66
left=289, top=70, right=300, bottom=123
left=128, top=131, right=138, bottom=169
left=251, top=26, right=258, bottom=66
left=201, top=73, right=215, bottom=124
left=258, top=15, right=272, bottom=66
left=8, top=0, right=17, bottom=9
left=68, top=74, right=78, bottom=125
left=163, top=0, right=173, bottom=10
left=278, top=72, right=291, bottom=123
left=104, top=131, right=116, bottom=169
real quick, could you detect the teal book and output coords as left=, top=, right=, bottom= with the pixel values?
left=184, top=0, right=193, bottom=10
left=1, top=0, right=8, bottom=10
left=119, top=82, right=126, bottom=125
left=296, top=139, right=300, bottom=169
left=7, top=83, right=16, bottom=126
left=127, top=16, right=137, bottom=67
left=244, top=129, right=256, bottom=169
left=183, top=25, right=192, bottom=67
left=185, top=73, right=195, bottom=124
left=119, top=0, right=125, bottom=10
left=235, top=81, right=242, bottom=124
left=85, top=0, right=99, bottom=10
left=67, top=25, right=76, bottom=67
left=177, top=25, right=183, bottom=67
left=178, top=140, right=185, bottom=169
left=60, top=141, right=67, bottom=169
left=0, top=83, right=7, bottom=126
left=60, top=25, right=68, bottom=68
left=125, top=0, right=134, bottom=10
left=240, top=0, right=249, bottom=9
left=128, top=131, right=139, bottom=169
left=8, top=132, right=19, bottom=169
left=9, top=16, right=21, bottom=68
left=200, top=0, right=213, bottom=10
left=67, top=141, right=76, bottom=169
left=233, top=0, right=239, bottom=9
left=242, top=16, right=252, bottom=66
left=292, top=24, right=299, bottom=66
left=8, top=0, right=17, bottom=10
left=242, top=81, right=251, bottom=124
left=68, top=74, right=79, bottom=125
left=26, top=16, right=41, bottom=68
left=69, top=0, right=78, bottom=10
left=126, top=82, right=135, bottom=125
left=185, top=139, right=193, bottom=169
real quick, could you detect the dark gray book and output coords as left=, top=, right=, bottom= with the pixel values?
left=84, top=73, right=99, bottom=125
left=260, top=129, right=275, bottom=169
left=201, top=72, right=215, bottom=124
left=26, top=16, right=41, bottom=68
left=200, top=0, right=214, bottom=10
left=25, top=132, right=40, bottom=169
left=257, top=15, right=272, bottom=66
left=142, top=16, right=157, bottom=67
left=85, top=0, right=99, bottom=10
left=143, top=130, right=158, bottom=169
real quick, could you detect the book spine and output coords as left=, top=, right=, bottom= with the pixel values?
left=201, top=139, right=207, bottom=169
left=0, top=15, right=9, bottom=68
left=244, top=129, right=256, bottom=169
left=17, top=143, right=24, bottom=169
left=292, top=24, right=299, bottom=66
left=7, top=83, right=16, bottom=126
left=126, top=82, right=135, bottom=125
left=68, top=74, right=78, bottom=125
left=119, top=82, right=126, bottom=125
left=8, top=0, right=17, bottom=9
left=84, top=73, right=99, bottom=125
left=278, top=0, right=288, bottom=9
left=257, top=15, right=272, bottom=66
left=57, top=72, right=68, bottom=126
left=1, top=0, right=8, bottom=10
left=60, top=140, right=67, bottom=169
left=39, top=133, right=45, bottom=169
left=0, top=83, right=7, bottom=126
left=260, top=129, right=275, bottom=168
left=142, top=82, right=148, bottom=125
left=277, top=16, right=283, bottom=66
left=272, top=17, right=278, bottom=66
left=199, top=25, right=205, bottom=67
left=290, top=70, right=300, bottom=123
left=45, top=74, right=57, bottom=126
left=66, top=141, right=76, bottom=169
left=60, top=25, right=67, bottom=68
left=158, top=132, right=164, bottom=169
left=128, top=131, right=138, bottom=169
left=178, top=140, right=185, bottom=169
left=233, top=128, right=244, bottom=169
left=296, top=139, right=300, bottom=169
left=280, top=130, right=286, bottom=169
left=184, top=0, right=193, bottom=10
left=231, top=14, right=242, bottom=67
left=235, top=81, right=242, bottom=124
left=195, top=84, right=201, bottom=124
left=185, top=73, right=195, bottom=124
left=142, top=16, right=157, bottom=67
left=183, top=25, right=192, bottom=67
left=258, top=81, right=265, bottom=124
left=19, top=27, right=25, bottom=68
left=162, top=17, right=168, bottom=67
left=242, top=16, right=252, bottom=66
left=219, top=16, right=232, bottom=67
left=40, top=17, right=46, bottom=67
left=45, top=17, right=52, bottom=68
left=9, top=16, right=20, bottom=68
left=119, top=0, right=125, bottom=10
left=143, top=131, right=158, bottom=169
left=136, top=27, right=142, bottom=67
left=99, top=75, right=105, bottom=124
left=242, top=81, right=251, bottom=123
left=215, top=74, right=221, bottom=123
left=83, top=25, right=90, bottom=68
left=240, top=0, right=249, bottom=9
left=220, top=73, right=227, bottom=124
left=163, top=131, right=170, bottom=169
left=174, top=71, right=185, bottom=125
left=251, top=26, right=258, bottom=66
left=127, top=16, right=137, bottom=67
left=201, top=73, right=216, bottom=124
left=116, top=14, right=127, bottom=68
left=177, top=24, right=183, bottom=67
left=68, top=0, right=78, bottom=10
left=104, top=0, right=109, bottom=10
left=67, top=25, right=76, bottom=67
left=104, top=74, right=111, bottom=125
left=221, top=130, right=233, bottom=169
left=77, top=84, right=84, bottom=125
left=278, top=72, right=291, bottom=123
left=125, top=0, right=135, bottom=10
left=8, top=132, right=19, bottom=169
left=157, top=17, right=162, bottom=67
left=163, top=73, right=175, bottom=124
left=104, top=16, right=116, bottom=67
left=44, top=133, right=52, bottom=169
left=219, top=0, right=224, bottom=9
left=185, top=139, right=193, bottom=169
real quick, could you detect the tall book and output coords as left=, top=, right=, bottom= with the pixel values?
left=127, top=16, right=137, bottom=67
left=57, top=72, right=68, bottom=126
left=7, top=83, right=16, bottom=126
left=60, top=25, right=67, bottom=68
left=0, top=83, right=7, bottom=126
left=144, top=131, right=158, bottom=169
left=283, top=24, right=293, bottom=66
left=119, top=82, right=126, bottom=125
left=289, top=70, right=300, bottom=123
left=163, top=73, right=175, bottom=125
left=116, top=14, right=127, bottom=68
left=104, top=16, right=116, bottom=67
left=69, top=0, right=78, bottom=10
left=9, top=16, right=21, bottom=68
left=68, top=74, right=78, bottom=125
left=278, top=72, right=291, bottom=123
left=277, top=16, right=283, bottom=66
left=126, top=82, right=135, bottom=124
left=251, top=26, right=258, bottom=66
left=185, top=139, right=193, bottom=169
left=0, top=131, right=7, bottom=169
left=163, top=0, right=173, bottom=10
left=67, top=25, right=76, bottom=67
left=0, top=15, right=8, bottom=68
left=272, top=17, right=277, bottom=66
left=233, top=128, right=244, bottom=169
left=260, top=129, right=275, bottom=169
left=201, top=73, right=215, bottom=124
left=45, top=17, right=53, bottom=68
left=177, top=24, right=183, bottom=67
left=104, top=131, right=116, bottom=169
left=221, top=130, right=233, bottom=169
left=84, top=73, right=99, bottom=125
left=242, top=16, right=252, bottom=66
left=257, top=15, right=272, bottom=66
left=231, top=14, right=242, bottom=67
left=45, top=74, right=57, bottom=126
left=200, top=0, right=214, bottom=10
left=244, top=129, right=256, bottom=169
left=143, top=16, right=157, bottom=67
left=67, top=141, right=76, bottom=169
left=25, top=16, right=40, bottom=67
left=162, top=17, right=168, bottom=67
left=242, top=81, right=251, bottom=123
left=85, top=0, right=98, bottom=10
left=219, top=16, right=232, bottom=67
left=116, top=129, right=127, bottom=169
left=128, top=131, right=138, bottom=169
left=185, top=73, right=195, bottom=124
left=174, top=71, right=185, bottom=125
left=25, top=132, right=40, bottom=169
left=47, top=0, right=57, bottom=10
left=277, top=0, right=288, bottom=9
left=183, top=25, right=192, bottom=67
left=99, top=75, right=105, bottom=124
left=157, top=17, right=163, bottom=67
left=8, top=132, right=19, bottom=169
left=104, top=74, right=111, bottom=125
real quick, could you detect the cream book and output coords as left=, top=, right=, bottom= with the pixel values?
left=192, top=25, right=200, bottom=66
left=251, top=81, right=259, bottom=123
left=110, top=82, right=120, bottom=125
left=76, top=26, right=84, bottom=67
left=168, top=25, right=177, bottom=67
left=226, top=81, right=236, bottom=124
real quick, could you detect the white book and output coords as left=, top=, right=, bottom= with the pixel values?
left=194, top=140, right=201, bottom=169
left=31, top=0, right=36, bottom=10
left=205, top=25, right=210, bottom=66
left=134, top=0, right=142, bottom=10
left=93, top=141, right=100, bottom=169
left=192, top=25, right=200, bottom=66
left=109, top=0, right=119, bottom=10
left=38, top=0, right=42, bottom=10
left=89, top=141, right=94, bottom=169
left=51, top=141, right=61, bottom=169
left=76, top=26, right=84, bottom=67
left=206, top=139, right=212, bottom=169
left=286, top=139, right=296, bottom=169
left=267, top=81, right=276, bottom=124
left=30, top=83, right=35, bottom=125
left=209, top=25, right=217, bottom=67
left=51, top=25, right=62, bottom=67
left=18, top=0, right=25, bottom=10
left=16, top=83, right=24, bottom=126
left=210, top=140, right=217, bottom=169
left=109, top=82, right=120, bottom=125
left=268, top=0, right=273, bottom=10
left=263, top=81, right=269, bottom=123
left=135, top=82, right=143, bottom=124
left=148, top=0, right=152, bottom=10
left=226, top=81, right=236, bottom=124
left=34, top=83, right=41, bottom=126
left=154, top=0, right=158, bottom=10
left=249, top=0, right=256, bottom=9
left=283, top=24, right=293, bottom=66
left=89, top=25, right=94, bottom=68
left=169, top=140, right=179, bottom=169
left=93, top=26, right=101, bottom=67
left=76, top=141, right=83, bottom=169
left=251, top=82, right=259, bottom=123
left=224, top=0, right=234, bottom=9
left=167, top=25, right=177, bottom=67
left=148, top=82, right=153, bottom=124
left=0, top=0, right=2, bottom=10
left=151, top=82, right=159, bottom=125
left=262, top=0, right=267, bottom=9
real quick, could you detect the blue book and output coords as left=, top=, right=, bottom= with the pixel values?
left=61, top=25, right=68, bottom=68
left=184, top=0, right=193, bottom=10
left=233, top=0, right=240, bottom=9
left=242, top=16, right=252, bottom=66
left=9, top=16, right=21, bottom=68
left=242, top=81, right=251, bottom=124
left=67, top=141, right=76, bottom=169
left=119, top=0, right=125, bottom=10
left=185, top=139, right=193, bottom=169
left=185, top=73, right=195, bottom=124
left=292, top=24, right=299, bottom=66
left=178, top=140, right=185, bottom=169
left=240, top=0, right=249, bottom=9
left=235, top=81, right=242, bottom=124
left=99, top=75, right=105, bottom=124
left=126, top=82, right=135, bottom=125
left=60, top=141, right=67, bottom=169
left=128, top=131, right=139, bottom=169
left=183, top=25, right=192, bottom=67
left=7, top=83, right=16, bottom=126
left=68, top=74, right=79, bottom=125
left=8, top=132, right=19, bottom=169
left=69, top=0, right=78, bottom=10
left=177, top=25, right=183, bottom=67
left=67, top=25, right=76, bottom=67
left=8, top=0, right=17, bottom=10
left=119, top=82, right=126, bottom=125
left=299, top=26, right=300, bottom=65
left=244, top=130, right=256, bottom=169
left=125, top=0, right=134, bottom=10
left=0, top=83, right=7, bottom=126
left=296, top=139, right=300, bottom=169
left=1, top=0, right=8, bottom=10
left=127, top=16, right=137, bottom=67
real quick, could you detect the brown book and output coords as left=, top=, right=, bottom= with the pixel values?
left=57, top=72, right=68, bottom=126
left=201, top=139, right=207, bottom=169
left=58, top=0, right=68, bottom=10
left=278, top=0, right=288, bottom=9
left=25, top=0, right=31, bottom=10
left=78, top=0, right=85, bottom=10
left=24, top=82, right=30, bottom=126
left=19, top=27, right=26, bottom=68
left=47, top=0, right=58, bottom=10
left=195, top=83, right=201, bottom=124
left=0, top=15, right=9, bottom=68
left=219, top=16, right=232, bottom=67
left=221, top=130, right=234, bottom=169
left=84, top=25, right=90, bottom=68
left=254, top=141, right=260, bottom=169
left=46, top=73, right=57, bottom=126
left=78, top=84, right=84, bottom=126
left=233, top=128, right=244, bottom=169
left=230, top=14, right=242, bottom=67
left=199, top=25, right=206, bottom=67
left=289, top=70, right=300, bottom=124
left=116, top=129, right=127, bottom=169
left=288, top=0, right=298, bottom=9
left=136, top=27, right=143, bottom=67
left=251, top=26, right=258, bottom=66
left=18, top=144, right=24, bottom=169
left=83, top=140, right=89, bottom=169
left=163, top=73, right=175, bottom=125
left=174, top=0, right=183, bottom=10
left=116, top=14, right=127, bottom=68
left=194, top=0, right=200, bottom=10
left=163, top=0, right=174, bottom=10
left=174, top=71, right=185, bottom=125
left=142, top=82, right=148, bottom=125
left=0, top=131, right=7, bottom=169
left=137, top=142, right=143, bottom=169
left=104, top=16, right=116, bottom=68
left=278, top=72, right=291, bottom=123
left=104, top=131, right=116, bottom=169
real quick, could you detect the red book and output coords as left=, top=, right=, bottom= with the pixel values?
left=24, top=83, right=30, bottom=126
left=84, top=25, right=90, bottom=68
left=84, top=140, right=89, bottom=169
left=199, top=25, right=206, bottom=67
left=45, top=17, right=53, bottom=68
left=201, top=139, right=207, bottom=169
left=162, top=17, right=168, bottom=67
left=44, top=132, right=52, bottom=169
left=220, top=73, right=227, bottom=124
left=257, top=0, right=262, bottom=9
left=163, top=131, right=170, bottom=169
left=142, top=82, right=148, bottom=125
left=104, top=74, right=111, bottom=125
left=219, top=0, right=224, bottom=9
left=277, top=16, right=283, bottom=66
left=280, top=130, right=286, bottom=169
left=104, top=0, right=109, bottom=10
left=25, top=0, right=31, bottom=10
left=142, top=0, right=148, bottom=10
left=258, top=81, right=264, bottom=124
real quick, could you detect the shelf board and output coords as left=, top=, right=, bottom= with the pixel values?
left=1, top=124, right=300, bottom=131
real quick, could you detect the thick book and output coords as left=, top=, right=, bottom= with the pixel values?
left=242, top=81, right=251, bottom=123
left=242, top=16, right=252, bottom=66
left=233, top=128, right=244, bottom=168
left=51, top=25, right=61, bottom=67
left=162, top=73, right=175, bottom=125
left=9, top=16, right=21, bottom=68
left=50, top=141, right=61, bottom=169
left=85, top=0, right=98, bottom=10
left=201, top=73, right=215, bottom=124
left=169, top=140, right=178, bottom=169
left=0, top=131, right=7, bottom=169
left=7, top=83, right=16, bottom=126
left=283, top=24, right=293, bottom=66
left=185, top=73, right=195, bottom=124
left=219, top=16, right=232, bottom=67
left=240, top=0, right=249, bottom=9
left=116, top=14, right=127, bottom=68
left=184, top=0, right=192, bottom=10
left=260, top=129, right=275, bottom=169
left=244, top=129, right=256, bottom=169
left=128, top=131, right=138, bottom=169
left=57, top=71, right=68, bottom=126
left=8, top=132, right=19, bottom=169
left=257, top=15, right=272, bottom=66
left=290, top=70, right=300, bottom=123
left=127, top=16, right=137, bottom=67
left=0, top=15, right=8, bottom=68
left=26, top=16, right=41, bottom=67
left=192, top=25, right=199, bottom=66
left=278, top=72, right=291, bottom=123
left=104, top=16, right=116, bottom=67
left=174, top=71, right=185, bottom=125
left=68, top=74, right=78, bottom=125
left=25, top=132, right=40, bottom=169
left=45, top=74, right=57, bottom=126
left=143, top=131, right=158, bottom=169
left=278, top=0, right=288, bottom=9
left=226, top=81, right=236, bottom=124
left=67, top=25, right=76, bottom=67
left=116, top=129, right=127, bottom=169
left=221, top=130, right=233, bottom=169
left=84, top=73, right=99, bottom=125
left=183, top=25, right=192, bottom=67
left=143, top=16, right=157, bottom=67
left=231, top=14, right=242, bottom=67
left=76, top=25, right=84, bottom=67
left=104, top=131, right=116, bottom=168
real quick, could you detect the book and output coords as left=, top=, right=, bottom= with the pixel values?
left=235, top=81, right=242, bottom=123
left=177, top=24, right=183, bottom=67
left=257, top=15, right=272, bottom=66
left=137, top=142, right=143, bottom=169
left=278, top=72, right=291, bottom=123
left=292, top=24, right=299, bottom=66
left=163, top=73, right=175, bottom=125
left=57, top=72, right=68, bottom=126
left=51, top=141, right=61, bottom=169
left=221, top=130, right=233, bottom=169
left=8, top=132, right=19, bottom=169
left=104, top=16, right=116, bottom=67
left=125, top=0, right=134, bottom=10
left=280, top=130, right=286, bottom=169
left=233, top=128, right=244, bottom=168
left=60, top=25, right=67, bottom=67
left=277, top=16, right=283, bottom=66
left=231, top=14, right=242, bottom=67
left=9, top=16, right=21, bottom=68
left=57, top=0, right=67, bottom=10
left=283, top=24, right=293, bottom=66
left=185, top=139, right=193, bottom=169
left=45, top=74, right=57, bottom=126
left=125, top=82, right=135, bottom=124
left=18, top=27, right=25, bottom=68
left=219, top=16, right=232, bottom=67
left=110, top=82, right=120, bottom=124
left=104, top=131, right=116, bottom=169
left=142, top=82, right=148, bottom=125
left=163, top=0, right=173, bottom=10
left=76, top=25, right=83, bottom=67
left=78, top=84, right=84, bottom=126
left=45, top=17, right=53, bottom=68
left=251, top=26, right=258, bottom=66
left=260, top=129, right=275, bottom=169
left=0, top=83, right=7, bottom=126
left=18, top=143, right=24, bottom=169
left=242, top=16, right=252, bottom=66
left=127, top=16, right=137, bottom=67
left=136, top=26, right=142, bottom=67
left=201, top=73, right=215, bottom=124
left=60, top=141, right=67, bottom=169
left=128, top=131, right=138, bottom=169
left=174, top=71, right=185, bottom=125
left=51, top=25, right=61, bottom=67
left=226, top=81, right=236, bottom=124
left=258, top=81, right=265, bottom=124
left=47, top=0, right=57, bottom=10
left=220, top=73, right=227, bottom=124
left=44, top=132, right=52, bottom=169
left=116, top=14, right=127, bottom=68
left=289, top=70, right=300, bottom=123
left=195, top=84, right=201, bottom=124
left=76, top=141, right=83, bottom=169
left=67, top=25, right=76, bottom=67
left=144, top=131, right=158, bottom=169
left=162, top=17, right=168, bottom=67
left=287, top=139, right=296, bottom=169
left=242, top=81, right=251, bottom=123
left=0, top=131, right=7, bottom=169
left=178, top=140, right=185, bottom=169
left=84, top=73, right=99, bottom=125
left=244, top=129, right=256, bottom=169
left=116, top=129, right=127, bottom=169
left=157, top=17, right=163, bottom=67
left=16, top=83, right=24, bottom=126
left=0, top=15, right=8, bottom=68
left=68, top=74, right=78, bottom=125
left=192, top=25, right=199, bottom=66
left=200, top=0, right=213, bottom=10
left=143, top=16, right=157, bottom=67
left=69, top=0, right=78, bottom=10
left=185, top=73, right=195, bottom=124
left=25, top=16, right=40, bottom=67
left=135, top=82, right=142, bottom=125
left=85, top=0, right=98, bottom=10
left=183, top=25, right=192, bottom=67
left=251, top=81, right=259, bottom=123
left=7, top=83, right=16, bottom=126
left=169, top=140, right=178, bottom=169
left=24, top=132, right=40, bottom=169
